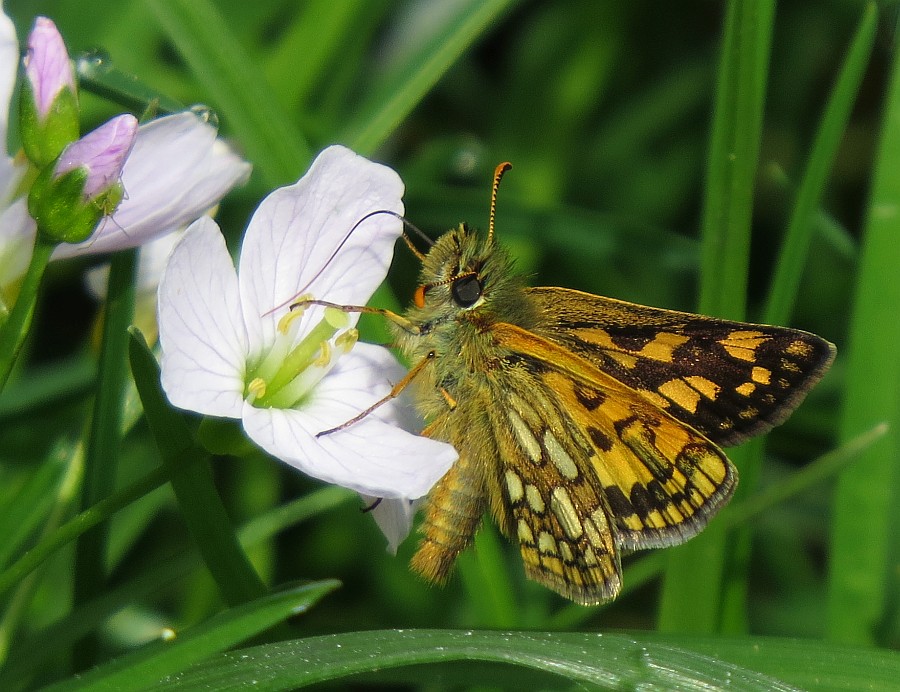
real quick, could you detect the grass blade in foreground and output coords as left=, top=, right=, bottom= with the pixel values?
left=157, top=629, right=900, bottom=691
left=129, top=328, right=266, bottom=606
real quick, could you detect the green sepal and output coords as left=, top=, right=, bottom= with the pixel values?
left=27, top=164, right=103, bottom=244
left=18, top=79, right=79, bottom=169
left=198, top=416, right=256, bottom=457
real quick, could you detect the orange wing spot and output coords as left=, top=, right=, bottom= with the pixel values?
left=638, top=332, right=690, bottom=362
left=787, top=339, right=814, bottom=358
left=721, top=330, right=769, bottom=362
left=751, top=366, right=771, bottom=384
left=684, top=375, right=720, bottom=400
left=735, top=382, right=756, bottom=396
left=658, top=378, right=701, bottom=413
left=637, top=388, right=671, bottom=409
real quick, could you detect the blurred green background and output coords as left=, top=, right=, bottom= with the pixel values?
left=0, top=0, right=898, bottom=688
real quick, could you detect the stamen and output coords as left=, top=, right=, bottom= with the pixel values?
left=324, top=306, right=350, bottom=329
left=246, top=377, right=267, bottom=403
left=335, top=328, right=358, bottom=352
left=313, top=340, right=332, bottom=368
left=277, top=308, right=303, bottom=335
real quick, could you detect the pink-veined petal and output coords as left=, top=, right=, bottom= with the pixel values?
left=57, top=111, right=250, bottom=257
left=158, top=217, right=248, bottom=417
left=238, top=145, right=404, bottom=360
left=242, top=343, right=456, bottom=499
left=24, top=17, right=74, bottom=120
left=54, top=114, right=137, bottom=197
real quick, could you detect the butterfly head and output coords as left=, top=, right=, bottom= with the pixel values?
left=408, top=163, right=535, bottom=329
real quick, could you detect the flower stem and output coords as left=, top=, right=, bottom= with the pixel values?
left=0, top=236, right=56, bottom=391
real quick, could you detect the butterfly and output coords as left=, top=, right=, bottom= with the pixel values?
left=304, top=162, right=835, bottom=605
left=388, top=162, right=835, bottom=605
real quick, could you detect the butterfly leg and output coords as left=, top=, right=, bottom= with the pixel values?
left=316, top=352, right=437, bottom=437
left=289, top=297, right=421, bottom=334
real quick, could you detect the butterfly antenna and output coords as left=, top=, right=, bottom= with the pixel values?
left=264, top=209, right=419, bottom=316
left=487, top=161, right=512, bottom=243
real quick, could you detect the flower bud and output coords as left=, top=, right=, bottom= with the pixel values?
left=19, top=17, right=79, bottom=168
left=28, top=114, right=137, bottom=244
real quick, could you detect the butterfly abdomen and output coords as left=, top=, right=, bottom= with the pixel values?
left=410, top=448, right=488, bottom=584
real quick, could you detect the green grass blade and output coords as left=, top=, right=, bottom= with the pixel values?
left=155, top=629, right=900, bottom=691
left=657, top=0, right=775, bottom=634
left=0, top=467, right=169, bottom=602
left=716, top=3, right=876, bottom=635
left=128, top=329, right=266, bottom=606
left=45, top=581, right=339, bottom=692
left=827, top=15, right=900, bottom=646
left=341, top=0, right=518, bottom=154
left=146, top=0, right=309, bottom=186
left=0, top=488, right=353, bottom=688
left=764, top=2, right=877, bottom=326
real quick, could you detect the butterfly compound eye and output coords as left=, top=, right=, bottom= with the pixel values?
left=451, top=274, right=483, bottom=308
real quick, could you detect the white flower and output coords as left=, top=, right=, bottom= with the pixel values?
left=158, top=145, right=457, bottom=503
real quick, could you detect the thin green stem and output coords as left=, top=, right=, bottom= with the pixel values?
left=0, top=466, right=169, bottom=601
left=73, top=249, right=138, bottom=668
left=0, top=237, right=56, bottom=391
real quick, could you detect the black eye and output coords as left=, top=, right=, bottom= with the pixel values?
left=451, top=274, right=482, bottom=307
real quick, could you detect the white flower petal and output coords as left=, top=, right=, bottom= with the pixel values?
left=158, top=217, right=248, bottom=417
left=242, top=402, right=453, bottom=499
left=0, top=9, right=17, bottom=145
left=57, top=111, right=251, bottom=257
left=0, top=199, right=37, bottom=295
left=242, top=344, right=456, bottom=499
left=238, top=145, right=404, bottom=359
left=365, top=495, right=419, bottom=554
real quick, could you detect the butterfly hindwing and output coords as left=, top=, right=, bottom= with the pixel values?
left=479, top=322, right=737, bottom=604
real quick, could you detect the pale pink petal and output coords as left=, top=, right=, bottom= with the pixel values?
left=54, top=114, right=138, bottom=197
left=24, top=17, right=75, bottom=120
left=57, top=111, right=250, bottom=257
left=0, top=9, right=18, bottom=144
left=365, top=495, right=419, bottom=554
left=0, top=199, right=37, bottom=294
left=158, top=217, right=248, bottom=417
left=238, top=145, right=404, bottom=360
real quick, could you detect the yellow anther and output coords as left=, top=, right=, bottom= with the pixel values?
left=313, top=340, right=332, bottom=368
left=277, top=308, right=304, bottom=335
left=246, top=377, right=267, bottom=402
left=335, top=328, right=359, bottom=353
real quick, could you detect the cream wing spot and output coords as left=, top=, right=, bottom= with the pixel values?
left=543, top=430, right=579, bottom=480
left=509, top=409, right=542, bottom=462
left=550, top=486, right=583, bottom=540
left=505, top=470, right=524, bottom=503
left=525, top=484, right=545, bottom=513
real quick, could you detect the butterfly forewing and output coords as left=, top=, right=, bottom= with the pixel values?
left=527, top=287, right=836, bottom=446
